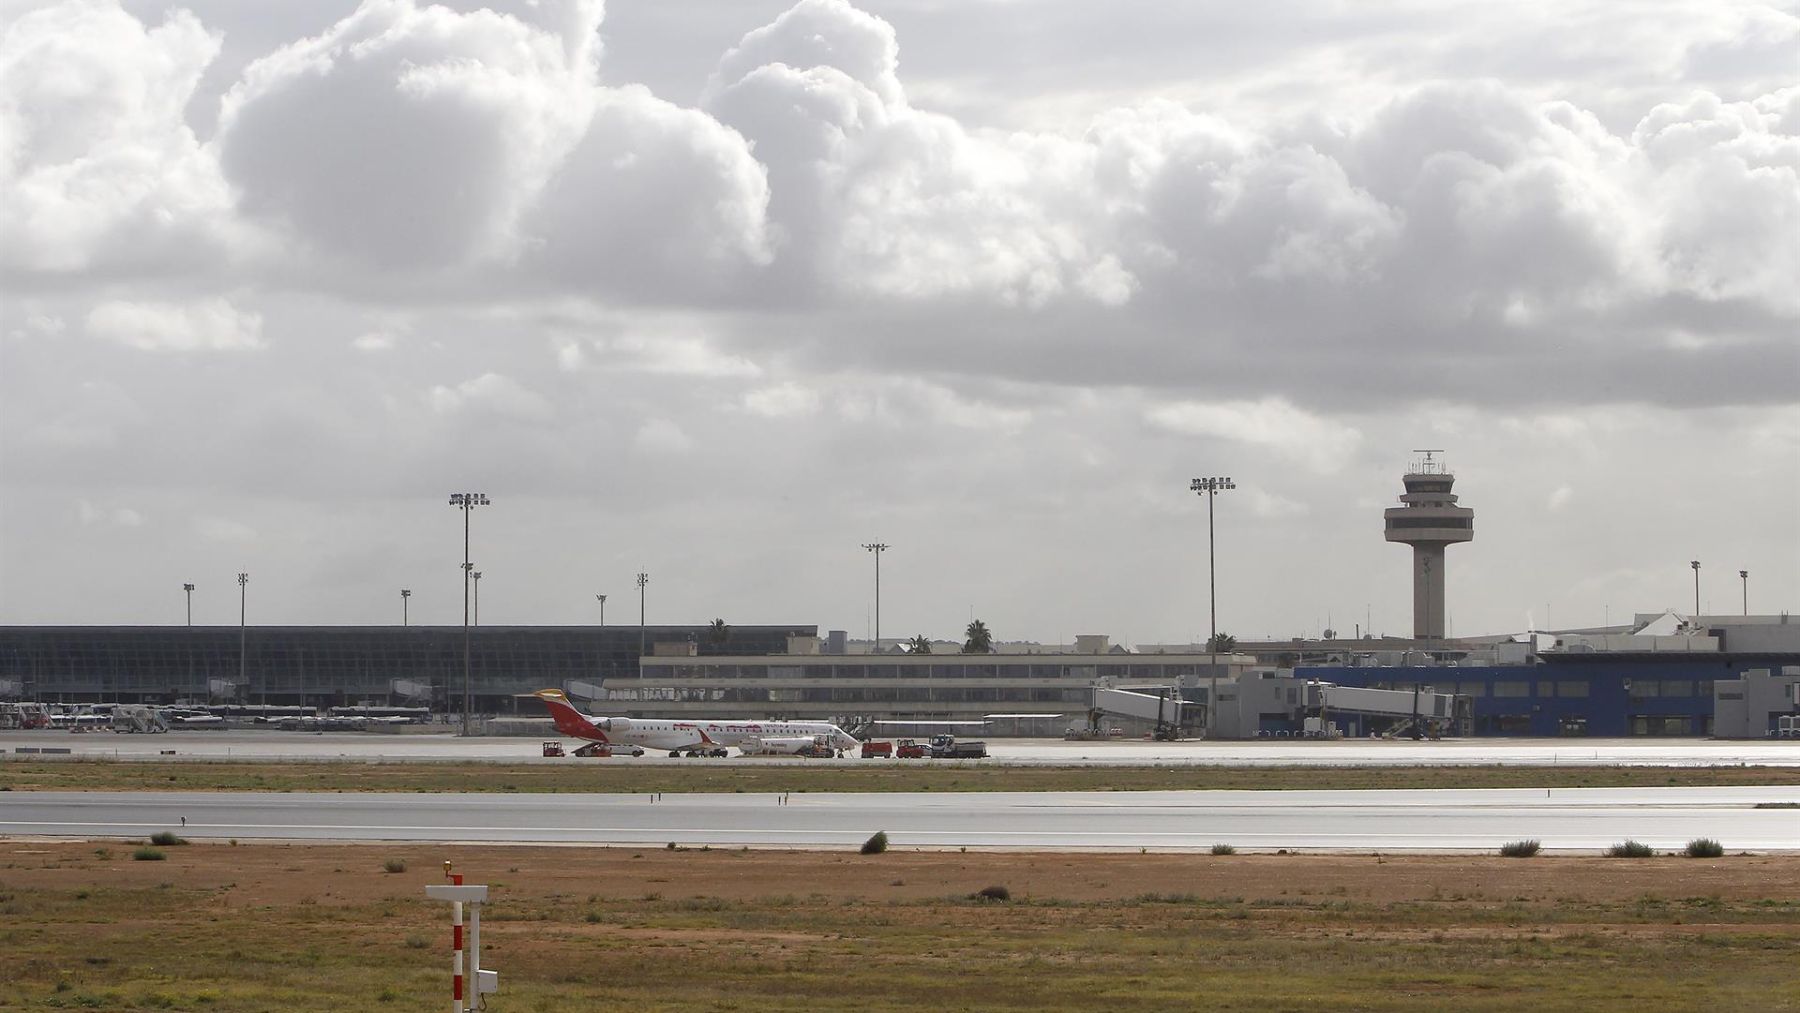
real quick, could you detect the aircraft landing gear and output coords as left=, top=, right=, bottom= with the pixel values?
left=669, top=750, right=681, bottom=758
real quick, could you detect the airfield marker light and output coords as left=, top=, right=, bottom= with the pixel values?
left=426, top=865, right=496, bottom=1013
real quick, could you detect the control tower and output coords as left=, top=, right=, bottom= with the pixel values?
left=1383, top=451, right=1474, bottom=640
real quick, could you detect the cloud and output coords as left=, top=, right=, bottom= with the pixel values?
left=352, top=330, right=398, bottom=353
left=76, top=499, right=145, bottom=527
left=85, top=297, right=264, bottom=351
left=427, top=373, right=553, bottom=422
left=0, top=0, right=233, bottom=273
left=517, top=85, right=772, bottom=296
left=194, top=516, right=257, bottom=542
left=216, top=0, right=602, bottom=270
left=743, top=382, right=821, bottom=418
left=1146, top=398, right=1362, bottom=473
left=605, top=332, right=763, bottom=377
left=704, top=0, right=1127, bottom=306
left=633, top=417, right=694, bottom=453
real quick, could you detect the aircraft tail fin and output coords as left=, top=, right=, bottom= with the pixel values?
left=532, top=688, right=607, bottom=742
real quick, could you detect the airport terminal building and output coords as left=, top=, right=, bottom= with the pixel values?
left=0, top=624, right=815, bottom=715
left=2, top=613, right=1797, bottom=737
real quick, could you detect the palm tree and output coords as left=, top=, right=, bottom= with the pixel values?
left=962, top=619, right=993, bottom=654
left=906, top=634, right=933, bottom=655
left=707, top=618, right=730, bottom=646
left=1206, top=632, right=1237, bottom=654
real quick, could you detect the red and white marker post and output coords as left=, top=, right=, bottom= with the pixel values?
left=425, top=862, right=498, bottom=1012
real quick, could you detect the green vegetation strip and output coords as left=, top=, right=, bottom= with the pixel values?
left=5, top=759, right=1800, bottom=794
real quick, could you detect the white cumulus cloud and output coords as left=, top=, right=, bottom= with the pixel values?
left=85, top=297, right=264, bottom=351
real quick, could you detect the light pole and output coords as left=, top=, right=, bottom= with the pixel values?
left=636, top=572, right=649, bottom=659
left=401, top=589, right=411, bottom=627
left=182, top=583, right=194, bottom=627
left=236, top=573, right=249, bottom=706
left=1191, top=476, right=1235, bottom=738
left=1739, top=570, right=1748, bottom=616
left=862, top=543, right=888, bottom=653
left=596, top=593, right=607, bottom=628
left=1690, top=559, right=1701, bottom=620
left=449, top=492, right=490, bottom=736
left=472, top=571, right=482, bottom=626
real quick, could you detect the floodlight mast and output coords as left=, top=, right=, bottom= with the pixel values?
left=862, top=543, right=889, bottom=653
left=448, top=493, right=490, bottom=736
left=636, top=572, right=649, bottom=661
left=236, top=573, right=250, bottom=704
left=1691, top=560, right=1701, bottom=620
left=182, top=583, right=195, bottom=627
left=401, top=589, right=411, bottom=626
left=1190, top=477, right=1235, bottom=738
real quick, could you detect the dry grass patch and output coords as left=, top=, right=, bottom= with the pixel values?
left=1, top=843, right=1797, bottom=1010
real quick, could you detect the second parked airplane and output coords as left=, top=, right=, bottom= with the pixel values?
left=530, top=689, right=860, bottom=757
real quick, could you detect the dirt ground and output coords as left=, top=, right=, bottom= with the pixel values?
left=8, top=841, right=1800, bottom=1011
left=11, top=839, right=1797, bottom=908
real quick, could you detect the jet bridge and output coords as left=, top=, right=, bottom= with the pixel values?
left=1077, top=685, right=1197, bottom=740
left=111, top=706, right=170, bottom=734
left=1313, top=683, right=1462, bottom=739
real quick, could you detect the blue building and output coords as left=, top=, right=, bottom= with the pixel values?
left=1300, top=653, right=1775, bottom=737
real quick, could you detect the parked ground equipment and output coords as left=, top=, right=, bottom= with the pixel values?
left=928, top=734, right=988, bottom=759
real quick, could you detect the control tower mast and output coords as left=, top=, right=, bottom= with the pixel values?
left=1383, top=451, right=1474, bottom=640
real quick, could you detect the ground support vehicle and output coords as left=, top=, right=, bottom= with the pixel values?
left=542, top=741, right=566, bottom=757
left=928, top=734, right=988, bottom=759
left=860, top=740, right=893, bottom=758
left=895, top=739, right=928, bottom=758
left=571, top=741, right=646, bottom=757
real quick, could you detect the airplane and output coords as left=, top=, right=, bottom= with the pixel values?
left=529, top=689, right=861, bottom=757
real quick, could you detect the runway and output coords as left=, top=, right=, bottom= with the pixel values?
left=6, top=730, right=1800, bottom=766
left=5, top=786, right=1797, bottom=851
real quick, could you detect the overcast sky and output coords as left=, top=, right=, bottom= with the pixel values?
left=2, top=0, right=1795, bottom=643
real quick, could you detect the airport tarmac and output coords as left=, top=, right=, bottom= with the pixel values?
left=4, top=786, right=1797, bottom=851
left=4, top=730, right=1799, bottom=766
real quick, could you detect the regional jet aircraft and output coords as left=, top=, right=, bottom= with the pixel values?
left=530, top=689, right=860, bottom=757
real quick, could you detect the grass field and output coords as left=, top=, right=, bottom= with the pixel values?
left=3, top=842, right=1797, bottom=1011
left=7, top=759, right=1800, bottom=794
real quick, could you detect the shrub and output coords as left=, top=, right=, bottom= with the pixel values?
left=132, top=848, right=166, bottom=862
left=1685, top=838, right=1724, bottom=858
left=860, top=831, right=889, bottom=855
left=1210, top=843, right=1236, bottom=855
left=974, top=885, right=1010, bottom=901
left=1605, top=840, right=1655, bottom=858
left=382, top=858, right=407, bottom=874
left=148, top=832, right=187, bottom=846
left=1499, top=840, right=1541, bottom=858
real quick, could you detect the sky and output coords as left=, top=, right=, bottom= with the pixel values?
left=1, top=0, right=1796, bottom=644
